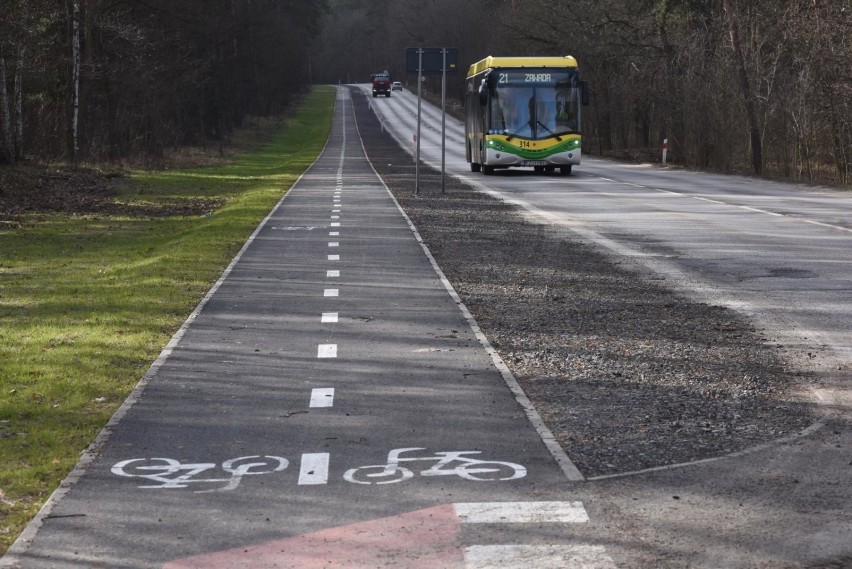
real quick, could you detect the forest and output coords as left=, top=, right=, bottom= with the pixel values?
left=0, top=0, right=326, bottom=163
left=1, top=0, right=850, bottom=184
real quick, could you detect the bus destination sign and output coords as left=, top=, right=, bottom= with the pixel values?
left=496, top=70, right=572, bottom=85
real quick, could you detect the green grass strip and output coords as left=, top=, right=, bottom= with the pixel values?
left=0, top=86, right=335, bottom=553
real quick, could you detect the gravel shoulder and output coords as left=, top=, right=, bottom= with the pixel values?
left=350, top=87, right=816, bottom=479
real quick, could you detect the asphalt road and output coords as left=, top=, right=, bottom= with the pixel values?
left=3, top=89, right=618, bottom=568
left=365, top=85, right=852, bottom=411
left=4, top=86, right=850, bottom=568
left=361, top=85, right=852, bottom=567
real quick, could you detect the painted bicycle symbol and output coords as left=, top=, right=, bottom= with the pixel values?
left=343, top=447, right=527, bottom=485
left=111, top=456, right=288, bottom=493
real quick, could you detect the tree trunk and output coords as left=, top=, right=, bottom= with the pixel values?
left=723, top=0, right=763, bottom=175
left=13, top=45, right=24, bottom=161
left=0, top=53, right=14, bottom=164
left=67, top=0, right=81, bottom=161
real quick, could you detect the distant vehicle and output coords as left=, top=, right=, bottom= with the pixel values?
left=465, top=56, right=589, bottom=176
left=371, top=72, right=392, bottom=97
left=391, top=81, right=403, bottom=92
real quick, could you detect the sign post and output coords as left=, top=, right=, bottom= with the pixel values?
left=441, top=49, right=447, bottom=194
left=405, top=47, right=459, bottom=195
left=416, top=49, right=423, bottom=195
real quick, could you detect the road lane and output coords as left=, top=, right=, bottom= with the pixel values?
left=3, top=88, right=615, bottom=568
left=358, top=84, right=852, bottom=567
left=362, top=84, right=852, bottom=407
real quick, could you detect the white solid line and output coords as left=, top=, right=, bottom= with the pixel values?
left=309, top=388, right=335, bottom=408
left=327, top=254, right=340, bottom=261
left=326, top=270, right=340, bottom=277
left=324, top=289, right=339, bottom=297
left=317, top=344, right=337, bottom=358
left=298, top=453, right=330, bottom=485
left=464, top=545, right=616, bottom=569
left=695, top=196, right=726, bottom=205
left=328, top=242, right=339, bottom=247
left=454, top=501, right=588, bottom=524
left=321, top=312, right=338, bottom=323
left=738, top=204, right=784, bottom=216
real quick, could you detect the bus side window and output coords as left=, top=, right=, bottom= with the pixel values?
left=581, top=80, right=590, bottom=106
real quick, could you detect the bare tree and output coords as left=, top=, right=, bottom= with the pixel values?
left=722, top=0, right=763, bottom=175
left=13, top=45, right=24, bottom=160
left=0, top=52, right=13, bottom=163
left=66, top=0, right=81, bottom=161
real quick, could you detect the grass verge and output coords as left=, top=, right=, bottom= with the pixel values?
left=0, top=86, right=335, bottom=553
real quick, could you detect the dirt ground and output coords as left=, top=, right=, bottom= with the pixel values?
left=0, top=162, right=225, bottom=226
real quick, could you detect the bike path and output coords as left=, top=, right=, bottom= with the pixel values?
left=4, top=87, right=614, bottom=568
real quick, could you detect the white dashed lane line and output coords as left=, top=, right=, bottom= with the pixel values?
left=309, top=388, right=335, bottom=408
left=454, top=501, right=588, bottom=524
left=464, top=544, right=614, bottom=569
left=298, top=453, right=331, bottom=485
left=317, top=344, right=337, bottom=359
left=321, top=312, right=338, bottom=323
left=326, top=270, right=339, bottom=277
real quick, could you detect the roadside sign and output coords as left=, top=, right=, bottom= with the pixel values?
left=408, top=47, right=458, bottom=195
left=406, top=47, right=459, bottom=74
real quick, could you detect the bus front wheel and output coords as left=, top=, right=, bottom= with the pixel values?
left=560, top=165, right=572, bottom=176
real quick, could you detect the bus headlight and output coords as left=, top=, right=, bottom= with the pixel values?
left=562, top=138, right=581, bottom=151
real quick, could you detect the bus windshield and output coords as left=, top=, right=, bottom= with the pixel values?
left=488, top=70, right=580, bottom=140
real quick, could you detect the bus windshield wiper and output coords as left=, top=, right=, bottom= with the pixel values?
left=536, top=121, right=562, bottom=141
left=505, top=122, right=532, bottom=141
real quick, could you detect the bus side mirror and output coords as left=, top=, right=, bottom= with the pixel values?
left=581, top=80, right=590, bottom=106
left=486, top=71, right=498, bottom=90
left=478, top=78, right=488, bottom=106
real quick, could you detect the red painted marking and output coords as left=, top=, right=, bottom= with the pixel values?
left=163, top=504, right=464, bottom=569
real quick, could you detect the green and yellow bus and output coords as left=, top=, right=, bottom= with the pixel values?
left=465, top=56, right=588, bottom=175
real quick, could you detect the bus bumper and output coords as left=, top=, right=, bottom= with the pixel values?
left=484, top=148, right=581, bottom=167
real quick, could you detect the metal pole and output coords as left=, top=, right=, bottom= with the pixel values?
left=416, top=48, right=422, bottom=195
left=441, top=48, right=447, bottom=194
left=441, top=47, right=447, bottom=194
